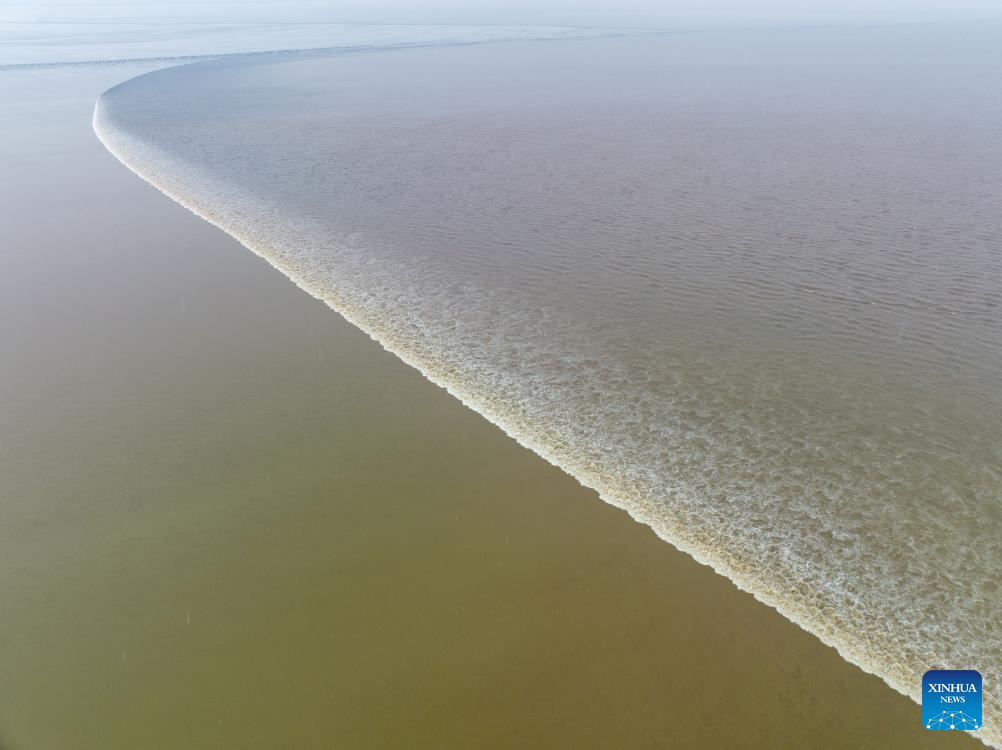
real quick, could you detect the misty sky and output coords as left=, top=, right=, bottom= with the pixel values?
left=5, top=0, right=1002, bottom=27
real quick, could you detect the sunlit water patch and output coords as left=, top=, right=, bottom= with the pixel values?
left=95, top=26, right=1002, bottom=746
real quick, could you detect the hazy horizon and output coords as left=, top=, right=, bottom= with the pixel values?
left=6, top=0, right=1002, bottom=28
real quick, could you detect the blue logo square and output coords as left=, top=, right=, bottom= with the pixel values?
left=923, top=670, right=982, bottom=731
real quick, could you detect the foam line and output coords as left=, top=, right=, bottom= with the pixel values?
left=93, top=36, right=1000, bottom=747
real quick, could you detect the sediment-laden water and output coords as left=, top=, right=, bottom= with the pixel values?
left=95, top=25, right=1002, bottom=745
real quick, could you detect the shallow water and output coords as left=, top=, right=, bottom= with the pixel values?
left=95, top=25, right=1002, bottom=745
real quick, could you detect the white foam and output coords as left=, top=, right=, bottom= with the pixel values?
left=94, top=33, right=1002, bottom=747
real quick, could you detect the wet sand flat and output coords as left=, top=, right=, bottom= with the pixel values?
left=0, top=66, right=980, bottom=749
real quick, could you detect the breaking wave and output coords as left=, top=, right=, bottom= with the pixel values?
left=94, top=28, right=1001, bottom=747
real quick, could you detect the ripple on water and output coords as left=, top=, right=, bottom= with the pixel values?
left=95, top=27, right=1002, bottom=747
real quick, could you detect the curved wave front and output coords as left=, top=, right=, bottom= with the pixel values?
left=95, top=30, right=1002, bottom=748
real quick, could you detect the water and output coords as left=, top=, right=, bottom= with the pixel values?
left=94, top=25, right=1002, bottom=745
left=1, top=56, right=957, bottom=750
left=0, top=19, right=608, bottom=68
